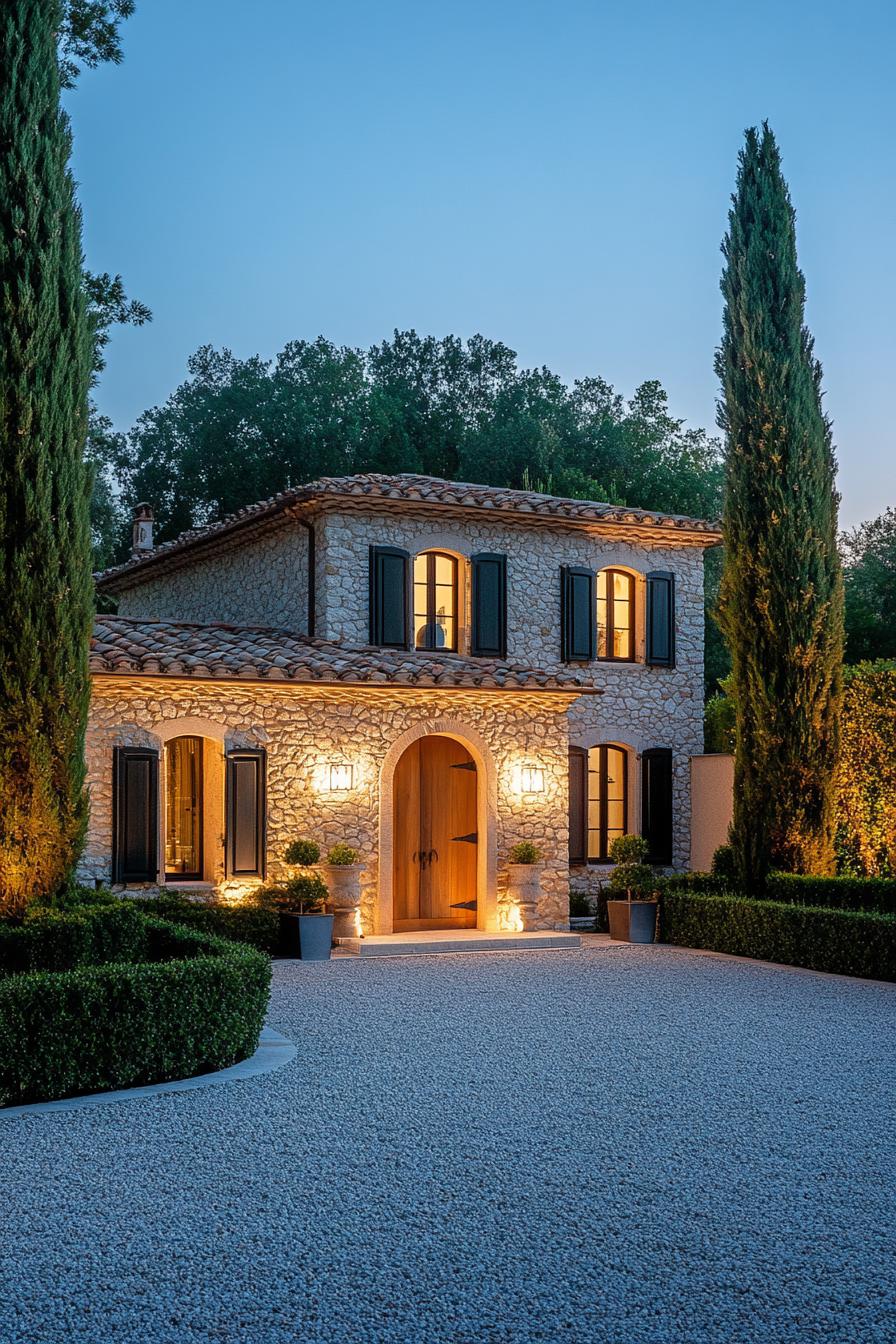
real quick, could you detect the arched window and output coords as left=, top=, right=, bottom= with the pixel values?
left=413, top=551, right=458, bottom=651
left=165, top=736, right=203, bottom=879
left=597, top=568, right=635, bottom=661
left=569, top=744, right=629, bottom=863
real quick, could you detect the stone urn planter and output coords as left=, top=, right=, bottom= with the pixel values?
left=322, top=862, right=364, bottom=939
left=506, top=843, right=544, bottom=930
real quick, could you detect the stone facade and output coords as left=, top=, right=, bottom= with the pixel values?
left=81, top=678, right=577, bottom=933
left=92, top=489, right=715, bottom=925
left=115, top=520, right=309, bottom=631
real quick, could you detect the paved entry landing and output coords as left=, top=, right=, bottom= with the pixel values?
left=337, top=929, right=582, bottom=957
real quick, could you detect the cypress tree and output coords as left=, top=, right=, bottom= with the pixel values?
left=0, top=0, right=93, bottom=911
left=716, top=124, right=843, bottom=884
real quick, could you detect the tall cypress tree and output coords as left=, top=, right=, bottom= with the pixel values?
left=0, top=0, right=93, bottom=911
left=716, top=124, right=843, bottom=884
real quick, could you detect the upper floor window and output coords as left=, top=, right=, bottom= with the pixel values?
left=597, top=568, right=635, bottom=661
left=414, top=551, right=457, bottom=651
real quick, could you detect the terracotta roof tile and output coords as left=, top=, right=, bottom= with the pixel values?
left=95, top=472, right=721, bottom=590
left=90, top=617, right=599, bottom=694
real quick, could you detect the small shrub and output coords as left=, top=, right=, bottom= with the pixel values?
left=508, top=841, right=542, bottom=864
left=659, top=890, right=895, bottom=981
left=284, top=838, right=321, bottom=867
left=325, top=843, right=360, bottom=866
left=711, top=845, right=737, bottom=880
left=608, top=863, right=658, bottom=900
left=51, top=884, right=120, bottom=910
left=608, top=834, right=650, bottom=865
left=255, top=873, right=329, bottom=914
left=568, top=889, right=594, bottom=918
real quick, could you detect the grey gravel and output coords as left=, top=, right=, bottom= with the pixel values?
left=2, top=943, right=894, bottom=1344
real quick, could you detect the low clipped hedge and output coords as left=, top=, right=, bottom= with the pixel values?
left=661, top=871, right=896, bottom=915
left=764, top=873, right=896, bottom=915
left=0, top=902, right=149, bottom=975
left=150, top=894, right=280, bottom=954
left=659, top=890, right=896, bottom=982
left=0, top=916, right=271, bottom=1107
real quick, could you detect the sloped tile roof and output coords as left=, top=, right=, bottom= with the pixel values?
left=90, top=617, right=600, bottom=693
left=95, top=472, right=721, bottom=590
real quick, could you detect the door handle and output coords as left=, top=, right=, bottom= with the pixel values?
left=429, top=849, right=438, bottom=864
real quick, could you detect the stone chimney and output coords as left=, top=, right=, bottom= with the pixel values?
left=131, top=503, right=155, bottom=557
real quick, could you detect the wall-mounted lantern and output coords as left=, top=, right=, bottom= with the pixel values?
left=327, top=762, right=354, bottom=792
left=519, top=764, right=545, bottom=794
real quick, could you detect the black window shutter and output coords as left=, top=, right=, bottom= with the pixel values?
left=226, top=748, right=267, bottom=878
left=113, top=747, right=159, bottom=883
left=568, top=748, right=587, bottom=864
left=646, top=570, right=676, bottom=667
left=641, top=748, right=673, bottom=864
left=470, top=552, right=507, bottom=658
left=561, top=566, right=596, bottom=662
left=369, top=545, right=410, bottom=648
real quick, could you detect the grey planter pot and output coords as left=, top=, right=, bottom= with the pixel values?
left=606, top=900, right=657, bottom=944
left=279, top=912, right=335, bottom=960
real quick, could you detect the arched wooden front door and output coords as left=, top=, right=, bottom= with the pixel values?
left=392, top=736, right=478, bottom=931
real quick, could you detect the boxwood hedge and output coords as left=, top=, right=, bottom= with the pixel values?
left=661, top=871, right=896, bottom=915
left=150, top=894, right=280, bottom=953
left=0, top=917, right=271, bottom=1108
left=659, top=890, right=895, bottom=981
left=0, top=902, right=148, bottom=975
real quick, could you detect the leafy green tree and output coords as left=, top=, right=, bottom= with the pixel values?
left=1, top=0, right=93, bottom=911
left=716, top=124, right=843, bottom=883
left=58, top=0, right=135, bottom=87
left=842, top=509, right=896, bottom=663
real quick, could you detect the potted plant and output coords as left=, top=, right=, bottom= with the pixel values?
left=605, top=835, right=659, bottom=943
left=322, top=842, right=364, bottom=939
left=259, top=840, right=333, bottom=959
left=506, top=841, right=543, bottom=928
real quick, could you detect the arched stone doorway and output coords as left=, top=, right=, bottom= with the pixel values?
left=392, top=736, right=478, bottom=931
left=378, top=723, right=497, bottom=935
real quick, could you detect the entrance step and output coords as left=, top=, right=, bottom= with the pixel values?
left=336, top=930, right=582, bottom=958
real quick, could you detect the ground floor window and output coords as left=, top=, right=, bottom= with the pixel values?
left=165, top=736, right=203, bottom=879
left=569, top=744, right=628, bottom=863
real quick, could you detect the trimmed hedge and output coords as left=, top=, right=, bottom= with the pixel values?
left=0, top=917, right=271, bottom=1107
left=660, top=871, right=896, bottom=915
left=150, top=895, right=280, bottom=954
left=0, top=903, right=148, bottom=975
left=764, top=872, right=896, bottom=915
left=660, top=891, right=896, bottom=981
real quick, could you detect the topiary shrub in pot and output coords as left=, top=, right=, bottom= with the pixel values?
left=323, top=843, right=364, bottom=940
left=606, top=835, right=660, bottom=944
left=258, top=840, right=332, bottom=959
left=506, top=841, right=544, bottom=929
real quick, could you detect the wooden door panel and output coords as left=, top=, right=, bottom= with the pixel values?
left=392, top=740, right=421, bottom=925
left=392, top=736, right=478, bottom=931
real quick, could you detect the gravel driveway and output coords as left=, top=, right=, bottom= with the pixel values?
left=3, top=942, right=894, bottom=1344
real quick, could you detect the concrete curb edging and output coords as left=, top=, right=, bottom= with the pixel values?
left=0, top=1026, right=296, bottom=1118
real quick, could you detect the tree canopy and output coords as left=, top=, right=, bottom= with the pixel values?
left=841, top=508, right=896, bottom=663
left=93, top=331, right=724, bottom=559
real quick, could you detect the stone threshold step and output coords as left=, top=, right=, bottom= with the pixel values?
left=336, top=931, right=582, bottom=958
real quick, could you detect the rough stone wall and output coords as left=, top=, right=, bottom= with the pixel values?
left=114, top=523, right=309, bottom=630
left=81, top=679, right=575, bottom=932
left=316, top=505, right=707, bottom=873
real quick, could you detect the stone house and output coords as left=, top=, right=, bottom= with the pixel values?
left=83, top=473, right=721, bottom=933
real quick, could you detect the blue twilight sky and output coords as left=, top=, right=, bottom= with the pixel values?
left=66, top=0, right=896, bottom=528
